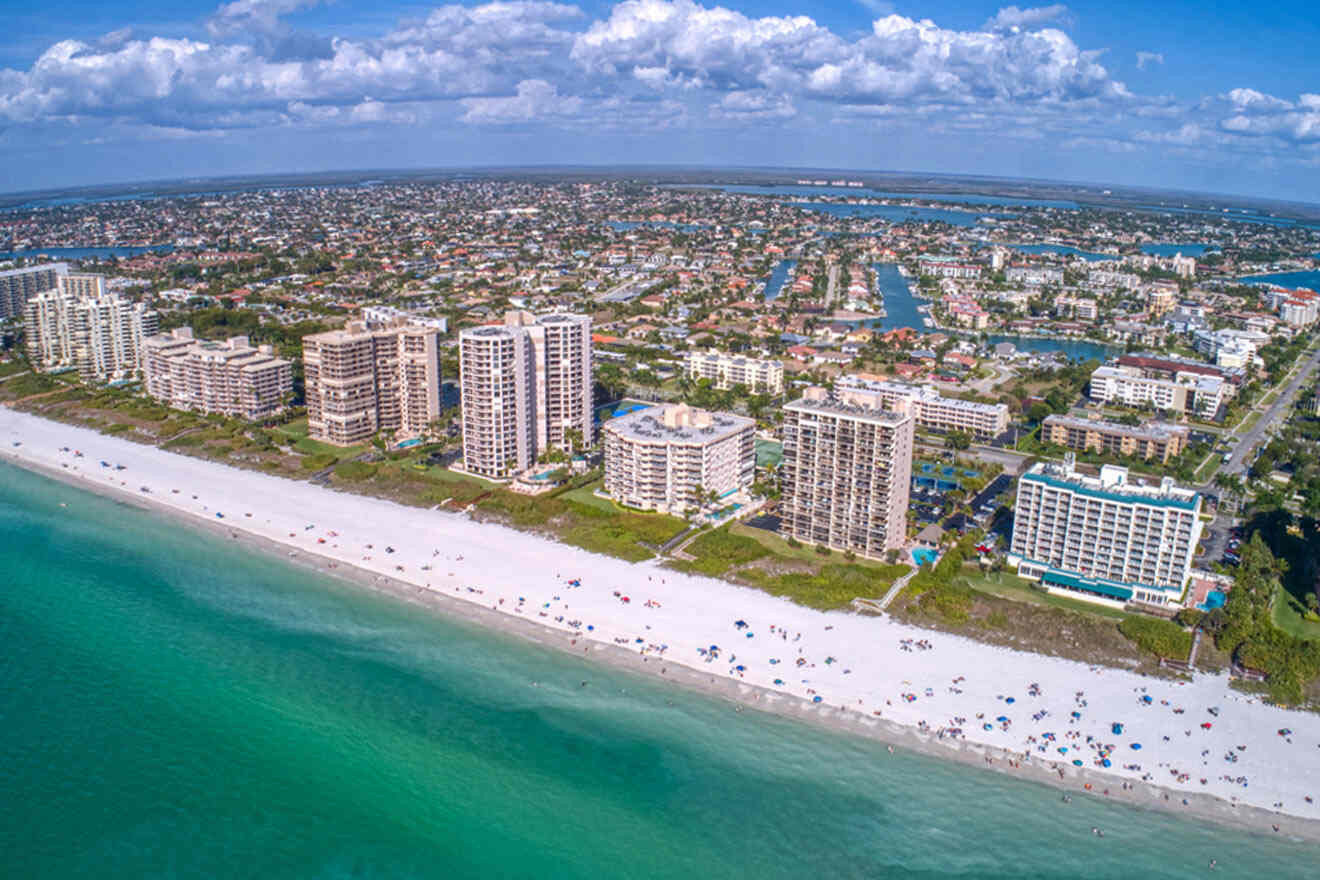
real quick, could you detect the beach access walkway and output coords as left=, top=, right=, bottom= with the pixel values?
left=875, top=566, right=919, bottom=611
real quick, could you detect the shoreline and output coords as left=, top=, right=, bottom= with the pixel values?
left=4, top=423, right=1319, bottom=843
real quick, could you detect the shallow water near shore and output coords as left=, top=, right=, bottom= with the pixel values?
left=0, top=462, right=1311, bottom=877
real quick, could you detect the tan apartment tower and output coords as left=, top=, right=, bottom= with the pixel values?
left=142, top=327, right=293, bottom=420
left=458, top=323, right=536, bottom=478
left=303, top=320, right=442, bottom=446
left=458, top=311, right=593, bottom=479
left=780, top=386, right=914, bottom=559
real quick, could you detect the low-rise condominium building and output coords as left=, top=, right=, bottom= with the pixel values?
left=1041, top=414, right=1189, bottom=464
left=1088, top=364, right=1226, bottom=420
left=143, top=327, right=293, bottom=420
left=780, top=386, right=914, bottom=559
left=835, top=375, right=1009, bottom=438
left=1009, top=458, right=1202, bottom=608
left=603, top=403, right=755, bottom=514
left=684, top=349, right=784, bottom=394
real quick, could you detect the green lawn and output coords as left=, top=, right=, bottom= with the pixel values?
left=730, top=522, right=907, bottom=572
left=740, top=563, right=910, bottom=611
left=956, top=566, right=1134, bottom=621
left=0, top=360, right=29, bottom=378
left=1272, top=585, right=1320, bottom=641
left=558, top=481, right=618, bottom=513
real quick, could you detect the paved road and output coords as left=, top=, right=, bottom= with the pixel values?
left=1212, top=344, right=1320, bottom=485
left=825, top=263, right=840, bottom=308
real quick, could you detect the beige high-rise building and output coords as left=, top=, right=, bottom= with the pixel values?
left=142, top=327, right=293, bottom=420
left=458, top=311, right=593, bottom=479
left=458, top=324, right=535, bottom=479
left=780, top=386, right=914, bottom=559
left=303, top=320, right=442, bottom=446
left=24, top=274, right=158, bottom=380
left=603, top=403, right=755, bottom=514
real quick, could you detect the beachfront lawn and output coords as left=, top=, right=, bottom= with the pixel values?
left=677, top=527, right=769, bottom=577
left=475, top=487, right=686, bottom=562
left=558, top=481, right=618, bottom=513
left=955, top=565, right=1133, bottom=621
left=0, top=360, right=28, bottom=379
left=674, top=524, right=910, bottom=609
left=729, top=523, right=906, bottom=572
left=740, top=563, right=910, bottom=611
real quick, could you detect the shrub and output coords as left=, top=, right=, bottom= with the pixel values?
left=1118, top=616, right=1192, bottom=659
left=786, top=536, right=801, bottom=548
left=815, top=544, right=831, bottom=556
left=333, top=461, right=378, bottom=481
left=301, top=453, right=337, bottom=470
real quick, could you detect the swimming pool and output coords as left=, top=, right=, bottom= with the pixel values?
left=1199, top=589, right=1227, bottom=611
left=912, top=548, right=939, bottom=566
left=396, top=438, right=423, bottom=449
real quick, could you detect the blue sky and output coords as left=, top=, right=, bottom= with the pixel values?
left=2, top=0, right=1319, bottom=201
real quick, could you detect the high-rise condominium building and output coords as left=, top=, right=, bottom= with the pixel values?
left=0, top=262, right=67, bottom=319
left=780, top=386, right=914, bottom=559
left=142, top=327, right=293, bottom=420
left=603, top=403, right=755, bottom=514
left=684, top=350, right=784, bottom=394
left=835, top=375, right=1009, bottom=438
left=303, top=319, right=442, bottom=446
left=24, top=274, right=158, bottom=380
left=458, top=311, right=593, bottom=479
left=1009, top=459, right=1202, bottom=608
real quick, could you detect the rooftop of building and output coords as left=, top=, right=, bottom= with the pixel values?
left=1042, top=413, right=1189, bottom=440
left=605, top=402, right=753, bottom=444
left=785, top=386, right=914, bottom=426
left=837, top=374, right=1008, bottom=414
left=1117, top=353, right=1226, bottom=378
left=1021, top=459, right=1199, bottom=510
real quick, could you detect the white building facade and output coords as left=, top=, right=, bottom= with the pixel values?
left=1009, top=460, right=1202, bottom=608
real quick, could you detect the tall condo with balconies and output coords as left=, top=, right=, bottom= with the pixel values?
left=24, top=273, right=158, bottom=381
left=303, top=319, right=442, bottom=446
left=458, top=311, right=593, bottom=479
left=779, top=386, right=915, bottom=559
left=1008, top=458, right=1202, bottom=608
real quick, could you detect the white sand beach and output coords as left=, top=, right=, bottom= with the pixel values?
left=5, top=407, right=1320, bottom=836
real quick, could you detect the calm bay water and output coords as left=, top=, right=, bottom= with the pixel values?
left=1241, top=270, right=1320, bottom=292
left=0, top=461, right=1310, bottom=878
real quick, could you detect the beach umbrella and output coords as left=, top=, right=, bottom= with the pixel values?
left=1072, top=760, right=1084, bottom=767
left=735, top=665, right=746, bottom=672
left=1102, top=759, right=1112, bottom=768
left=1112, top=723, right=1124, bottom=735
left=1131, top=744, right=1142, bottom=750
left=813, top=696, right=823, bottom=703
left=1071, top=711, right=1081, bottom=719
left=1141, top=696, right=1152, bottom=704
left=996, top=716, right=1008, bottom=722
left=1005, top=697, right=1015, bottom=704
left=774, top=678, right=784, bottom=685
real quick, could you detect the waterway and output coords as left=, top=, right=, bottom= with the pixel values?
left=764, top=258, right=797, bottom=302
left=1002, top=244, right=1117, bottom=262
left=0, top=245, right=175, bottom=261
left=1239, top=270, right=1320, bottom=292
left=792, top=202, right=1005, bottom=228
left=667, top=184, right=1078, bottom=208
left=1141, top=243, right=1217, bottom=257
left=982, top=334, right=1121, bottom=363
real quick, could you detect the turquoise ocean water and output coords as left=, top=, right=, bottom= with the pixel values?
left=0, top=461, right=1311, bottom=878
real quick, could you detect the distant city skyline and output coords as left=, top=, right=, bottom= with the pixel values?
left=3, top=0, right=1319, bottom=201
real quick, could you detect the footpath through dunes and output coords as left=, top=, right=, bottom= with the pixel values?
left=3, top=406, right=1320, bottom=836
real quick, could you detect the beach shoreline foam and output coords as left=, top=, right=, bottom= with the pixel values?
left=4, top=406, right=1319, bottom=842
